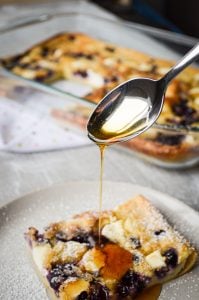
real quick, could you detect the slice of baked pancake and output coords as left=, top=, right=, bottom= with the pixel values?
left=25, top=195, right=197, bottom=299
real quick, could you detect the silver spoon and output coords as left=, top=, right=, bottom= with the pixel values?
left=87, top=43, right=199, bottom=144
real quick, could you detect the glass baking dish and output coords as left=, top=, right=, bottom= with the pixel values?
left=0, top=12, right=198, bottom=168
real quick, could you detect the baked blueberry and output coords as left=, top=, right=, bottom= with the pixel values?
left=116, top=284, right=129, bottom=298
left=164, top=248, right=178, bottom=268
left=90, top=282, right=109, bottom=300
left=155, top=267, right=168, bottom=279
left=154, top=229, right=166, bottom=236
left=116, top=271, right=150, bottom=297
left=78, top=291, right=89, bottom=300
left=36, top=233, right=48, bottom=243
left=71, top=231, right=97, bottom=248
left=104, top=76, right=118, bottom=83
left=172, top=99, right=195, bottom=117
left=74, top=70, right=88, bottom=78
left=155, top=133, right=185, bottom=146
left=68, top=34, right=76, bottom=41
left=41, top=47, right=49, bottom=57
left=35, top=70, right=54, bottom=82
left=47, top=263, right=77, bottom=291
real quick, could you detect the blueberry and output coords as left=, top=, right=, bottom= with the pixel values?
left=171, top=99, right=197, bottom=126
left=46, top=263, right=76, bottom=291
left=136, top=274, right=151, bottom=292
left=116, top=284, right=129, bottom=298
left=78, top=291, right=89, bottom=300
left=90, top=282, right=109, bottom=300
left=36, top=234, right=48, bottom=243
left=184, top=107, right=196, bottom=117
left=71, top=233, right=89, bottom=243
left=74, top=70, right=88, bottom=78
left=172, top=101, right=187, bottom=116
left=71, top=232, right=99, bottom=248
left=155, top=267, right=168, bottom=279
left=34, top=231, right=48, bottom=244
left=172, top=100, right=196, bottom=117
left=130, top=237, right=141, bottom=249
left=155, top=133, right=185, bottom=146
left=41, top=47, right=49, bottom=57
left=122, top=271, right=137, bottom=286
left=62, top=264, right=74, bottom=275
left=46, top=70, right=54, bottom=78
left=154, top=230, right=166, bottom=236
left=71, top=232, right=90, bottom=244
left=86, top=54, right=94, bottom=60
left=180, top=116, right=199, bottom=126
left=163, top=248, right=178, bottom=268
left=110, top=75, right=118, bottom=82
left=47, top=269, right=65, bottom=291
left=97, top=236, right=109, bottom=247
left=48, top=274, right=65, bottom=291
left=35, top=70, right=54, bottom=82
left=104, top=76, right=118, bottom=83
left=167, top=115, right=199, bottom=126
left=116, top=271, right=150, bottom=297
left=68, top=34, right=76, bottom=41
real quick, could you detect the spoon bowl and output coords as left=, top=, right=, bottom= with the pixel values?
left=87, top=77, right=164, bottom=144
left=87, top=43, right=199, bottom=144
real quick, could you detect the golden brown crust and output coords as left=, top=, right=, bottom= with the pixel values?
left=123, top=136, right=199, bottom=162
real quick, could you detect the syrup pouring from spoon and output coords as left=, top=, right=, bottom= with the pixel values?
left=87, top=43, right=199, bottom=144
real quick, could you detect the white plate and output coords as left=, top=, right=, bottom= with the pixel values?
left=0, top=181, right=198, bottom=299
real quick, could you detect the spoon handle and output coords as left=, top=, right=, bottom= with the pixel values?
left=161, top=43, right=199, bottom=86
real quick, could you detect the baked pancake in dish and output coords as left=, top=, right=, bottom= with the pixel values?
left=25, top=195, right=197, bottom=300
left=1, top=32, right=199, bottom=164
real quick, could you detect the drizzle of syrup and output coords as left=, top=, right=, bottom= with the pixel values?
left=100, top=244, right=132, bottom=280
left=95, top=145, right=162, bottom=299
left=92, top=106, right=161, bottom=300
left=98, top=144, right=106, bottom=243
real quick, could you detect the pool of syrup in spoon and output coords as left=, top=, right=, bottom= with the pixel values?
left=88, top=94, right=152, bottom=144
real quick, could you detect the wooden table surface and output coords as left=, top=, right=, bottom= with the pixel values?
left=0, top=0, right=198, bottom=212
